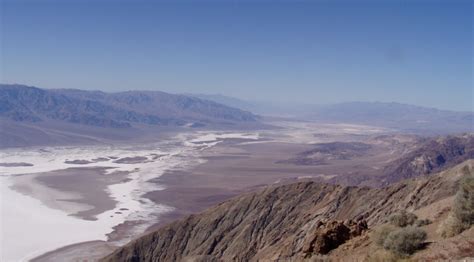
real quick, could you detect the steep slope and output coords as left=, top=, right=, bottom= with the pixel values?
left=0, top=84, right=259, bottom=128
left=102, top=161, right=472, bottom=262
left=381, top=134, right=474, bottom=184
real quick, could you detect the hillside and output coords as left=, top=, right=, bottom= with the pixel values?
left=0, top=84, right=258, bottom=128
left=381, top=134, right=474, bottom=184
left=102, top=160, right=473, bottom=261
left=275, top=134, right=474, bottom=187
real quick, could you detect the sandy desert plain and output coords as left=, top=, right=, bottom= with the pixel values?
left=0, top=121, right=406, bottom=261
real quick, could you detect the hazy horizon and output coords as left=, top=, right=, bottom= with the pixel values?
left=2, top=82, right=473, bottom=113
left=1, top=0, right=472, bottom=111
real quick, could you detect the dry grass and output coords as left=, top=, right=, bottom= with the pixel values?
left=365, top=249, right=414, bottom=262
left=383, top=226, right=427, bottom=256
left=388, top=210, right=418, bottom=227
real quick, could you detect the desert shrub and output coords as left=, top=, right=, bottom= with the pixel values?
left=373, top=225, right=396, bottom=247
left=438, top=173, right=474, bottom=238
left=388, top=210, right=418, bottom=227
left=414, top=218, right=431, bottom=227
left=437, top=214, right=465, bottom=238
left=453, top=175, right=474, bottom=225
left=382, top=226, right=427, bottom=256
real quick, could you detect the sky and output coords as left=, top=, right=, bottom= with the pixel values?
left=1, top=0, right=472, bottom=111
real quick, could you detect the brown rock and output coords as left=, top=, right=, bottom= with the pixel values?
left=302, top=220, right=367, bottom=256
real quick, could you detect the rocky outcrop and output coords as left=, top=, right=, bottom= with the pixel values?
left=302, top=219, right=367, bottom=256
left=101, top=161, right=473, bottom=262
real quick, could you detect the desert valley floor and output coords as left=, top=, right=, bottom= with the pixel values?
left=0, top=121, right=444, bottom=261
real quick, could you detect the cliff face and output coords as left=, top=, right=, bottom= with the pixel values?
left=102, top=161, right=472, bottom=262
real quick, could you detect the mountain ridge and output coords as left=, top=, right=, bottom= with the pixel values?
left=101, top=160, right=473, bottom=261
left=0, top=84, right=259, bottom=128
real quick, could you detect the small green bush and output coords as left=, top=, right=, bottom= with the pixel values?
left=382, top=226, right=427, bottom=256
left=388, top=210, right=418, bottom=227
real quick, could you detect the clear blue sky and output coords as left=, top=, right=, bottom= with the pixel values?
left=1, top=0, right=472, bottom=111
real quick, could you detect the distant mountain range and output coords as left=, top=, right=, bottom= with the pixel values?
left=3, top=85, right=469, bottom=134
left=0, top=84, right=261, bottom=148
left=189, top=94, right=473, bottom=134
left=1, top=84, right=471, bottom=148
left=0, top=84, right=258, bottom=128
left=312, top=102, right=473, bottom=134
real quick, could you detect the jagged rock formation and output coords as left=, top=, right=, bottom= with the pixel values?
left=102, top=160, right=473, bottom=262
left=302, top=219, right=367, bottom=256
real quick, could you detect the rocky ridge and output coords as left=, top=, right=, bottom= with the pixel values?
left=102, top=160, right=473, bottom=261
left=382, top=134, right=474, bottom=184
